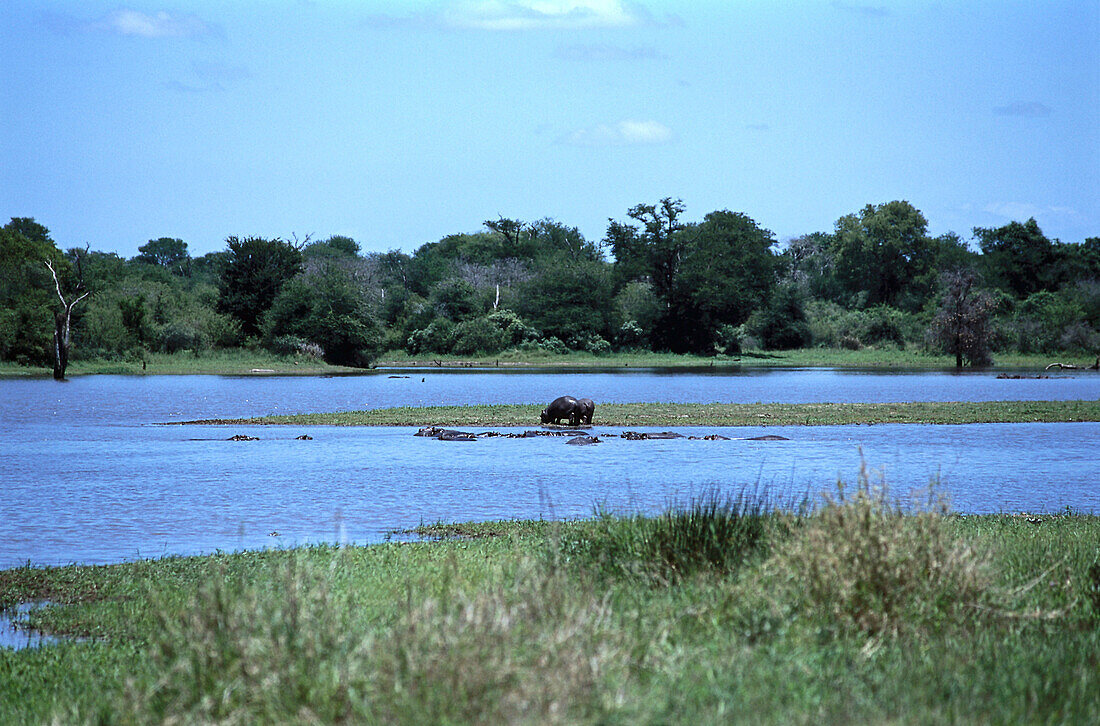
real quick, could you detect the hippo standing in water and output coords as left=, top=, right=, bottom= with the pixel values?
left=540, top=395, right=578, bottom=425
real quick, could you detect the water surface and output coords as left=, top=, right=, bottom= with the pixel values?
left=2, top=370, right=1097, bottom=568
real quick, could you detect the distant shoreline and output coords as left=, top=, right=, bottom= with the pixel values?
left=2, top=348, right=1095, bottom=377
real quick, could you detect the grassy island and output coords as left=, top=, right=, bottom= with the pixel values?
left=182, top=399, right=1100, bottom=428
left=3, top=489, right=1099, bottom=724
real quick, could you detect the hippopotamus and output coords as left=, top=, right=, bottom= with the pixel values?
left=540, top=395, right=578, bottom=425
left=574, top=398, right=594, bottom=425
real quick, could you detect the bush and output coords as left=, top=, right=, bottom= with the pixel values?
left=158, top=322, right=206, bottom=354
left=860, top=305, right=909, bottom=346
left=614, top=320, right=647, bottom=351
left=405, top=319, right=456, bottom=355
left=1058, top=322, right=1099, bottom=352
left=452, top=317, right=508, bottom=355
left=485, top=308, right=539, bottom=347
left=714, top=324, right=742, bottom=355
left=751, top=283, right=812, bottom=350
left=568, top=332, right=611, bottom=356
left=539, top=336, right=568, bottom=355
left=1012, top=290, right=1086, bottom=353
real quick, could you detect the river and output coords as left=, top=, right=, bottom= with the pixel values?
left=1, top=368, right=1097, bottom=568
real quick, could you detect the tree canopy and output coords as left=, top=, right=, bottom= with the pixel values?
left=217, top=237, right=303, bottom=338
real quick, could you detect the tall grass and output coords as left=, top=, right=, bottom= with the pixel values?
left=123, top=551, right=621, bottom=725
left=556, top=488, right=781, bottom=585
left=741, top=467, right=995, bottom=638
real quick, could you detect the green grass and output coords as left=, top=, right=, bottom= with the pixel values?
left=185, top=399, right=1100, bottom=427
left=0, top=349, right=359, bottom=377
left=3, top=492, right=1099, bottom=724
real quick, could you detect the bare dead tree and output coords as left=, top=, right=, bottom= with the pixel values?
left=45, top=258, right=90, bottom=380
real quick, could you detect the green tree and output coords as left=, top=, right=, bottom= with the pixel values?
left=429, top=277, right=481, bottom=322
left=607, top=201, right=778, bottom=353
left=973, top=218, right=1059, bottom=298
left=303, top=235, right=360, bottom=259
left=217, top=237, right=303, bottom=338
left=1059, top=237, right=1100, bottom=285
left=264, top=262, right=383, bottom=367
left=0, top=218, right=63, bottom=366
left=746, top=282, right=812, bottom=350
left=515, top=255, right=613, bottom=346
left=782, top=231, right=843, bottom=303
left=830, top=201, right=937, bottom=311
left=134, top=238, right=190, bottom=275
left=667, top=210, right=779, bottom=353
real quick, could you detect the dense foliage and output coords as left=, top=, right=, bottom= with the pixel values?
left=2, top=200, right=1097, bottom=370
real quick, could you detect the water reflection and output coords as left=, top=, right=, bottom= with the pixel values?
left=0, top=603, right=60, bottom=650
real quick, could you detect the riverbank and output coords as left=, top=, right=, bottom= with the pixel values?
left=380, top=347, right=1083, bottom=370
left=0, top=350, right=358, bottom=377
left=183, top=399, right=1100, bottom=427
left=3, top=500, right=1098, bottom=723
left=2, top=347, right=1091, bottom=377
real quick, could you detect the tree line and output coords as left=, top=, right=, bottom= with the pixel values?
left=2, top=199, right=1098, bottom=377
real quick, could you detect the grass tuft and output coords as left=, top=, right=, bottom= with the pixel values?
left=751, top=467, right=994, bottom=638
left=557, top=489, right=780, bottom=586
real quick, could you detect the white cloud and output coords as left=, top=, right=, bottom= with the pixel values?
left=561, top=119, right=673, bottom=146
left=445, top=0, right=640, bottom=30
left=96, top=9, right=213, bottom=38
left=982, top=202, right=1079, bottom=222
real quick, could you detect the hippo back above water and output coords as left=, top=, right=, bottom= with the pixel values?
left=540, top=395, right=578, bottom=425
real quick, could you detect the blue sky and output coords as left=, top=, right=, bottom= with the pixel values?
left=2, top=1, right=1097, bottom=257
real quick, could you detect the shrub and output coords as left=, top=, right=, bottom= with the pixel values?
left=860, top=305, right=908, bottom=346
left=268, top=335, right=324, bottom=359
left=614, top=320, right=647, bottom=351
left=747, top=283, right=812, bottom=350
left=1059, top=322, right=1099, bottom=352
left=714, top=324, right=742, bottom=355
left=568, top=332, right=611, bottom=356
left=158, top=322, right=206, bottom=354
left=539, top=336, right=568, bottom=355
left=405, top=319, right=456, bottom=355
left=452, top=317, right=509, bottom=355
